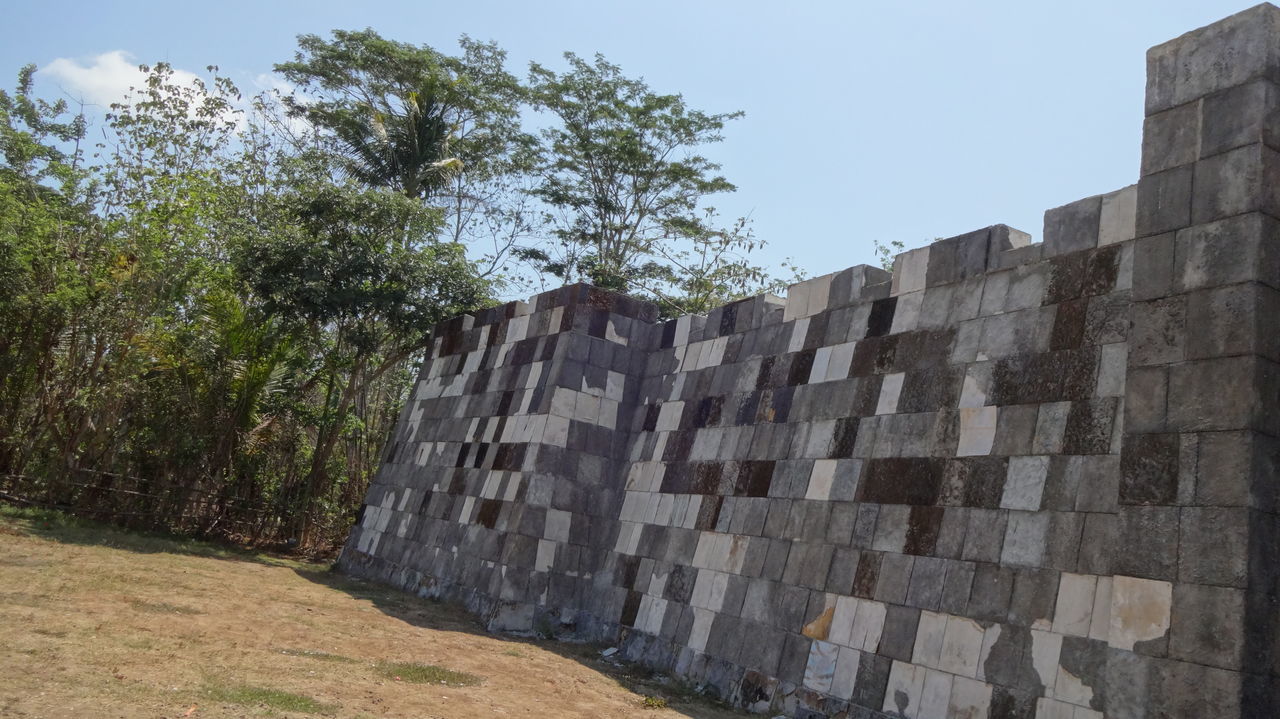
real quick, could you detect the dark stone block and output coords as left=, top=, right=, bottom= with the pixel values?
left=968, top=562, right=1015, bottom=622
left=940, top=560, right=976, bottom=614
left=851, top=651, right=891, bottom=711
left=878, top=604, right=920, bottom=661
left=859, top=458, right=945, bottom=505
left=1050, top=298, right=1088, bottom=350
left=1045, top=251, right=1087, bottom=304
left=904, top=506, right=944, bottom=555
left=1120, top=433, right=1180, bottom=505
left=1062, top=398, right=1119, bottom=455
left=866, top=297, right=898, bottom=338
left=1115, top=506, right=1180, bottom=581
left=1008, top=568, right=1059, bottom=628
left=852, top=551, right=882, bottom=599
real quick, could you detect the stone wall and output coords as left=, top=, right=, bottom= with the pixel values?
left=338, top=5, right=1280, bottom=717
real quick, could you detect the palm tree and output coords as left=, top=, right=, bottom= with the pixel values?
left=330, top=87, right=463, bottom=201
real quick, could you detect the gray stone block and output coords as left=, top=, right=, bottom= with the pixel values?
left=878, top=604, right=920, bottom=661
left=1044, top=195, right=1103, bottom=257
left=1201, top=78, right=1280, bottom=158
left=1141, top=100, right=1201, bottom=175
left=1145, top=3, right=1280, bottom=115
left=1179, top=506, right=1250, bottom=587
left=1115, top=506, right=1180, bottom=581
left=1191, top=144, right=1280, bottom=225
left=1136, top=165, right=1193, bottom=237
left=968, top=562, right=1015, bottom=622
left=1169, top=582, right=1246, bottom=670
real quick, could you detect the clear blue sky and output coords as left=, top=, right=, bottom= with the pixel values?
left=2, top=0, right=1262, bottom=276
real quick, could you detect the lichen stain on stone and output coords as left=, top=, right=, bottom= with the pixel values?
left=802, top=606, right=834, bottom=640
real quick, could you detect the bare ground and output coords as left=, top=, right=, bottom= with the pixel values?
left=0, top=508, right=745, bottom=719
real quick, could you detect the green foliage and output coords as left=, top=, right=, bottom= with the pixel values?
left=526, top=52, right=744, bottom=294
left=0, top=30, right=802, bottom=552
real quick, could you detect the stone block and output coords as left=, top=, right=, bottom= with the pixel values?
left=873, top=552, right=914, bottom=604
left=1166, top=355, right=1265, bottom=432
left=1201, top=78, right=1280, bottom=157
left=1002, top=456, right=1049, bottom=511
left=1145, top=3, right=1280, bottom=115
left=1108, top=575, right=1173, bottom=653
left=1191, top=144, right=1280, bottom=224
left=1169, top=582, right=1246, bottom=670
left=1009, top=568, right=1059, bottom=629
left=1186, top=282, right=1280, bottom=362
left=1114, top=506, right=1180, bottom=581
left=1179, top=506, right=1250, bottom=587
left=1123, top=366, right=1167, bottom=435
left=1001, top=511, right=1048, bottom=568
left=1129, top=296, right=1186, bottom=367
left=878, top=604, right=921, bottom=662
left=905, top=556, right=947, bottom=610
left=1053, top=572, right=1098, bottom=637
left=1135, top=165, right=1193, bottom=237
left=1120, top=433, right=1179, bottom=506
left=969, top=563, right=1015, bottom=623
left=1141, top=101, right=1201, bottom=175
left=1131, top=232, right=1175, bottom=301
left=1044, top=195, right=1103, bottom=256
left=1099, top=185, right=1138, bottom=246
left=1077, top=513, right=1118, bottom=577
left=1175, top=212, right=1280, bottom=293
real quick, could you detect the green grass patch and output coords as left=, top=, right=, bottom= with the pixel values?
left=205, top=684, right=335, bottom=714
left=642, top=695, right=669, bottom=709
left=376, top=660, right=482, bottom=686
left=278, top=648, right=359, bottom=664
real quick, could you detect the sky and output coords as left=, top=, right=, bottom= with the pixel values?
left=1, top=0, right=1264, bottom=279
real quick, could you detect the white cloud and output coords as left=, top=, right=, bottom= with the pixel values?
left=40, top=50, right=203, bottom=110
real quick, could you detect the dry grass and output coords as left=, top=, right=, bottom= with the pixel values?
left=0, top=507, right=744, bottom=718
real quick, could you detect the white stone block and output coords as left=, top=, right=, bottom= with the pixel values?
left=939, top=615, right=986, bottom=678
left=810, top=346, right=833, bottom=384
left=851, top=599, right=887, bottom=652
left=1036, top=697, right=1077, bottom=719
left=884, top=660, right=926, bottom=718
left=1098, top=185, right=1137, bottom=246
left=788, top=317, right=811, bottom=353
left=1089, top=577, right=1113, bottom=642
left=806, top=459, right=838, bottom=500
left=919, top=669, right=954, bottom=719
left=1030, top=629, right=1064, bottom=698
left=890, top=290, right=925, bottom=334
left=1002, top=455, right=1050, bottom=510
left=687, top=607, right=714, bottom=652
left=892, top=246, right=930, bottom=297
left=912, top=610, right=948, bottom=669
left=1053, top=573, right=1098, bottom=637
left=1096, top=343, right=1127, bottom=397
left=535, top=539, right=556, bottom=572
left=1108, top=575, right=1172, bottom=651
left=877, top=372, right=905, bottom=415
left=803, top=640, right=839, bottom=694
left=831, top=646, right=861, bottom=700
left=826, top=341, right=857, bottom=381
left=957, top=406, right=998, bottom=456
left=948, top=676, right=993, bottom=719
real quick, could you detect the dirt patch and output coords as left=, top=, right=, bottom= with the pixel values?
left=0, top=508, right=745, bottom=718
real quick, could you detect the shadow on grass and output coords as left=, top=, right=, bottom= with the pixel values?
left=0, top=504, right=321, bottom=571
left=289, top=566, right=747, bottom=718
left=1, top=505, right=744, bottom=717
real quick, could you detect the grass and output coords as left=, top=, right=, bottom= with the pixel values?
left=643, top=695, right=670, bottom=709
left=128, top=598, right=203, bottom=614
left=375, top=660, right=483, bottom=686
left=205, top=683, right=337, bottom=714
left=0, top=504, right=747, bottom=718
left=278, top=648, right=360, bottom=664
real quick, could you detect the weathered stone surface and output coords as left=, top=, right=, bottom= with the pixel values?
left=338, top=8, right=1280, bottom=716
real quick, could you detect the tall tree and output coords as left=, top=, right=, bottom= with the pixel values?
left=525, top=52, right=742, bottom=294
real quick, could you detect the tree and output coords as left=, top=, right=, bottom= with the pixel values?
left=274, top=30, right=539, bottom=279
left=525, top=52, right=742, bottom=293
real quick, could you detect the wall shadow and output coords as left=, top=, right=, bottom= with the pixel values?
left=290, top=566, right=749, bottom=719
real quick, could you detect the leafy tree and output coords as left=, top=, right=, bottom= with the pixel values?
left=525, top=52, right=742, bottom=293
left=275, top=31, right=538, bottom=275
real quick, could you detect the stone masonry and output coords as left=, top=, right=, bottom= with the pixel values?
left=338, top=6, right=1280, bottom=717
